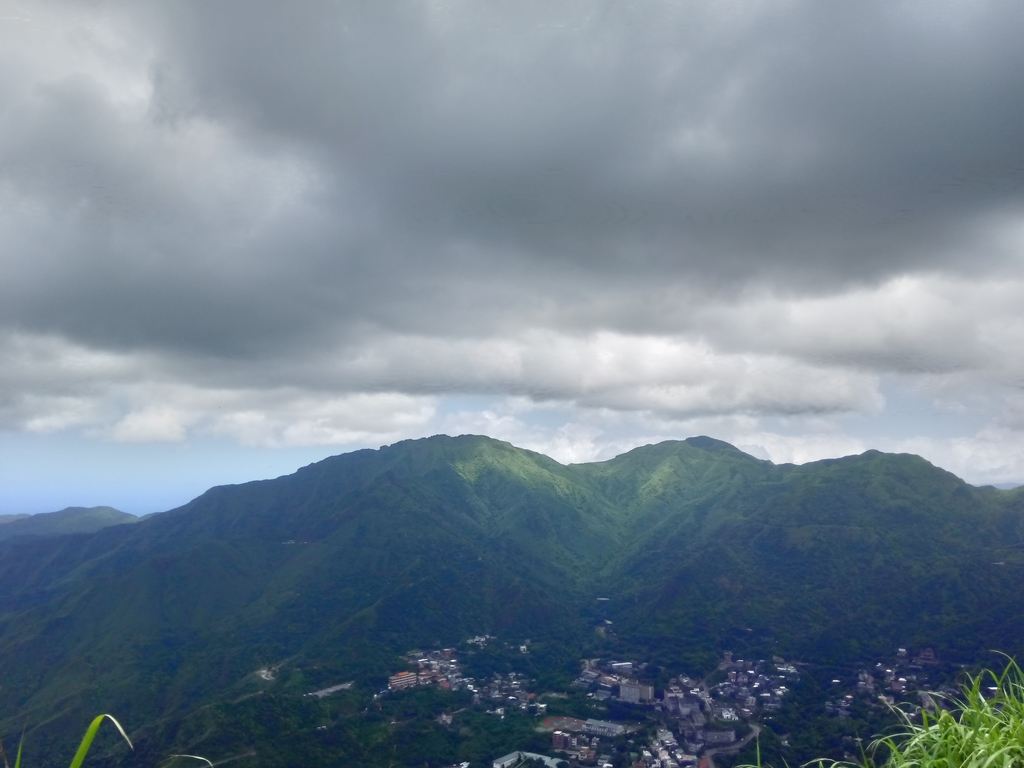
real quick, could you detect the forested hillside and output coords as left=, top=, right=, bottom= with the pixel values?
left=1, top=434, right=1022, bottom=766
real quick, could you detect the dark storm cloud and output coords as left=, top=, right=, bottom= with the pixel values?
left=146, top=0, right=1024, bottom=288
left=1, top=0, right=1023, bottom=439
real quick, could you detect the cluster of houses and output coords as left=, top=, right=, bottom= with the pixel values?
left=546, top=720, right=706, bottom=768
left=399, top=639, right=960, bottom=768
left=569, top=653, right=795, bottom=756
left=825, top=647, right=948, bottom=719
left=638, top=728, right=699, bottom=768
left=407, top=646, right=796, bottom=768
left=540, top=652, right=804, bottom=767
left=480, top=671, right=546, bottom=715
left=573, top=659, right=656, bottom=703
left=551, top=726, right=609, bottom=765
left=563, top=656, right=754, bottom=766
left=702, top=654, right=798, bottom=719
left=546, top=717, right=628, bottom=766
left=387, top=647, right=464, bottom=692
left=387, top=647, right=549, bottom=718
left=660, top=683, right=739, bottom=759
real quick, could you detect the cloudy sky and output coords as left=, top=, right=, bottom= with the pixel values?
left=2, top=0, right=1024, bottom=514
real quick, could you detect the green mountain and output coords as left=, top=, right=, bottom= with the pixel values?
left=1, top=435, right=1023, bottom=766
left=586, top=440, right=1024, bottom=663
left=0, top=513, right=30, bottom=525
left=0, top=506, right=136, bottom=542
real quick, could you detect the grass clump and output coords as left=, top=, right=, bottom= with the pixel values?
left=0, top=714, right=210, bottom=768
left=856, top=660, right=1024, bottom=768
left=745, top=660, right=1024, bottom=768
left=1, top=715, right=132, bottom=768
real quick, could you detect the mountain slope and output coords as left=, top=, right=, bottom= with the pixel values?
left=603, top=448, right=1024, bottom=663
left=0, top=436, right=612, bottom=758
left=0, top=506, right=137, bottom=543
left=0, top=513, right=30, bottom=525
left=2, top=435, right=1024, bottom=765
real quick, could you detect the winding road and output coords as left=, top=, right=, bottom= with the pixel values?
left=704, top=723, right=762, bottom=768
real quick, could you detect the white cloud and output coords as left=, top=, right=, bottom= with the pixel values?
left=212, top=393, right=437, bottom=448
left=2, top=0, right=1024, bottom=501
left=111, top=405, right=190, bottom=442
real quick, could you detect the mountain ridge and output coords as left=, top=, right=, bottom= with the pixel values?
left=0, top=505, right=137, bottom=543
left=2, top=434, right=1023, bottom=766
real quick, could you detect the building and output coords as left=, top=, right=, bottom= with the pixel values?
left=684, top=708, right=706, bottom=727
left=584, top=718, right=626, bottom=737
left=620, top=682, right=655, bottom=703
left=388, top=671, right=418, bottom=690
left=913, top=648, right=938, bottom=665
left=552, top=731, right=571, bottom=750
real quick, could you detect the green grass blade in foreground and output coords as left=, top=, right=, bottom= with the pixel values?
left=68, top=715, right=133, bottom=768
left=13, top=734, right=22, bottom=768
left=736, top=660, right=1024, bottom=768
left=827, top=659, right=1024, bottom=768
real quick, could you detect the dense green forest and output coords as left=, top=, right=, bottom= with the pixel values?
left=2, top=434, right=1023, bottom=766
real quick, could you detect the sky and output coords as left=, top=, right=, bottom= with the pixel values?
left=2, top=0, right=1024, bottom=514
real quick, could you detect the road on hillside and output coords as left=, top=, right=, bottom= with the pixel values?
left=705, top=723, right=762, bottom=768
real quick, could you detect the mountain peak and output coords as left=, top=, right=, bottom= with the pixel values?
left=0, top=505, right=137, bottom=542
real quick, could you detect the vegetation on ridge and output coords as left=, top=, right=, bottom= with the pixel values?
left=0, top=507, right=137, bottom=543
left=2, top=435, right=1024, bottom=765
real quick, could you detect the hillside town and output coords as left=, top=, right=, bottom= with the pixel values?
left=380, top=632, right=1007, bottom=768
left=824, top=647, right=952, bottom=721
left=387, top=647, right=466, bottom=693
left=418, top=644, right=800, bottom=768
left=387, top=634, right=990, bottom=768
left=387, top=646, right=548, bottom=716
left=548, top=653, right=794, bottom=767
